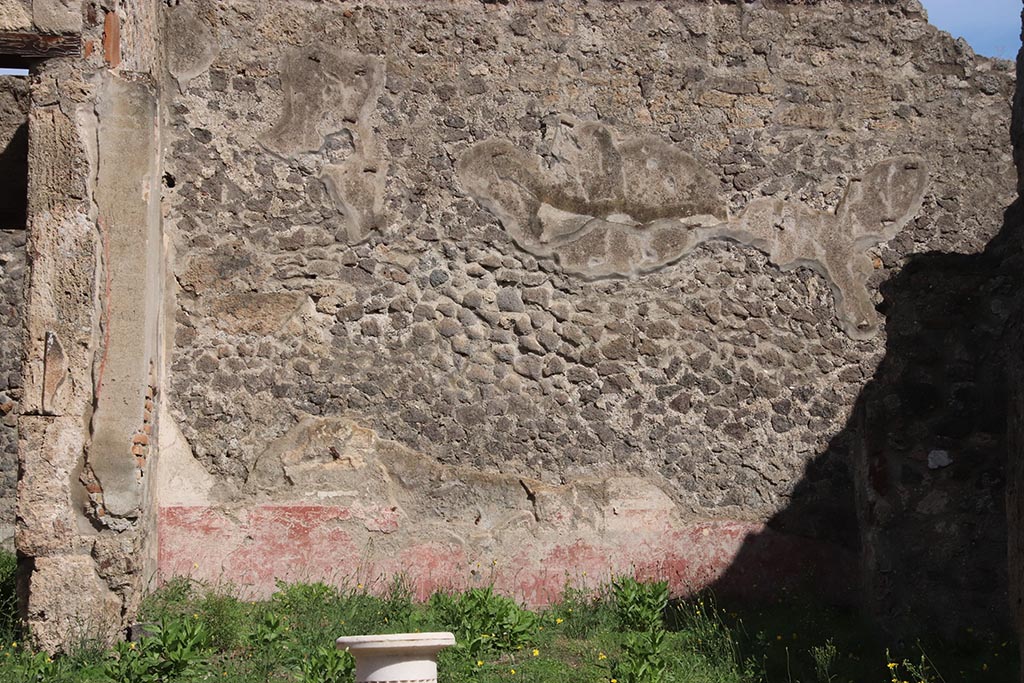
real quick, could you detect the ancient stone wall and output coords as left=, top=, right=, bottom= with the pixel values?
left=6, top=0, right=1019, bottom=654
left=0, top=75, right=28, bottom=548
left=13, top=0, right=166, bottom=651
left=157, top=0, right=1015, bottom=635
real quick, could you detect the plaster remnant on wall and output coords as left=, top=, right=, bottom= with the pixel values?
left=162, top=3, right=218, bottom=91
left=206, top=292, right=311, bottom=336
left=165, top=413, right=854, bottom=602
left=155, top=405, right=214, bottom=506
left=261, top=47, right=384, bottom=157
left=89, top=72, right=162, bottom=520
left=459, top=122, right=927, bottom=338
left=260, top=46, right=387, bottom=243
left=705, top=156, right=929, bottom=339
left=457, top=119, right=728, bottom=279
left=320, top=155, right=387, bottom=243
left=246, top=414, right=693, bottom=538
left=247, top=416, right=375, bottom=494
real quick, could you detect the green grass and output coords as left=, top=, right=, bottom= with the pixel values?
left=0, top=552, right=1013, bottom=682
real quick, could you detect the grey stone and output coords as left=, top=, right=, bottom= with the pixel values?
left=496, top=287, right=525, bottom=312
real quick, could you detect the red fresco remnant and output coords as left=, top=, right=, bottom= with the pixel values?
left=159, top=504, right=855, bottom=604
left=360, top=504, right=400, bottom=533
left=394, top=542, right=470, bottom=599
left=159, top=505, right=357, bottom=589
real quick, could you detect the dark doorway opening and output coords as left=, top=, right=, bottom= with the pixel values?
left=0, top=69, right=28, bottom=232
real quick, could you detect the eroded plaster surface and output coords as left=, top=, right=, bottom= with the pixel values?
left=161, top=416, right=855, bottom=604
left=89, top=72, right=162, bottom=520
left=459, top=121, right=928, bottom=338
left=261, top=47, right=388, bottom=244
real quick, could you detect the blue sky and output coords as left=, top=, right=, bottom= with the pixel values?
left=922, top=0, right=1021, bottom=59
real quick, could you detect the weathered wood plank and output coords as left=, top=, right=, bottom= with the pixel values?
left=0, top=32, right=79, bottom=59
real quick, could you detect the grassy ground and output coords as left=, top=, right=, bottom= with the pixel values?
left=0, top=554, right=1013, bottom=682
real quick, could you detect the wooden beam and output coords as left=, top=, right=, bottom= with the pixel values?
left=0, top=32, right=79, bottom=60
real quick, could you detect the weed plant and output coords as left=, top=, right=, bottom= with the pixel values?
left=0, top=550, right=1013, bottom=682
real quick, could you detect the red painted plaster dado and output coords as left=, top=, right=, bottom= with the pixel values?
left=158, top=504, right=855, bottom=604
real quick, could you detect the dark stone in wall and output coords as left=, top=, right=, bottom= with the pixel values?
left=0, top=228, right=25, bottom=535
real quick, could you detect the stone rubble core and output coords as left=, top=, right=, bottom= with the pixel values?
left=458, top=119, right=928, bottom=339
left=1, top=0, right=1019, bottom=658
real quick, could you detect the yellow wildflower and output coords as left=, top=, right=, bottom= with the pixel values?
left=532, top=648, right=539, bottom=657
left=510, top=668, right=516, bottom=675
left=598, top=652, right=607, bottom=660
left=477, top=660, right=483, bottom=667
left=555, top=618, right=563, bottom=624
